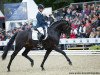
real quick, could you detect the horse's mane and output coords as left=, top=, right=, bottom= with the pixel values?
left=49, top=20, right=68, bottom=29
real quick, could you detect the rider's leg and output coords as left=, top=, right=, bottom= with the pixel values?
left=38, top=26, right=47, bottom=47
left=43, top=26, right=46, bottom=37
left=40, top=26, right=47, bottom=41
left=38, top=27, right=45, bottom=43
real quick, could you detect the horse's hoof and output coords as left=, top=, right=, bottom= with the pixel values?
left=31, top=61, right=34, bottom=67
left=7, top=68, right=10, bottom=72
left=67, top=59, right=72, bottom=66
left=41, top=68, right=45, bottom=71
left=41, top=66, right=45, bottom=71
left=7, top=66, right=10, bottom=72
left=69, top=62, right=72, bottom=65
left=7, top=70, right=10, bottom=72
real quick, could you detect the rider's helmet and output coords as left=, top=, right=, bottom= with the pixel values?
left=38, top=4, right=44, bottom=9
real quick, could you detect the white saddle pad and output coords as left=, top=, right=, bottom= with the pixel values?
left=32, top=27, right=48, bottom=40
left=32, top=29, right=38, bottom=40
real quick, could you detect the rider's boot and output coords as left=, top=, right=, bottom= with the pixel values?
left=38, top=29, right=45, bottom=48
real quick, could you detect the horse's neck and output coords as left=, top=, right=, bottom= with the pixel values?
left=48, top=28, right=61, bottom=40
left=49, top=22, right=62, bottom=36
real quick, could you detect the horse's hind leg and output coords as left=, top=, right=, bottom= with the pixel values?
left=7, top=44, right=23, bottom=72
left=54, top=46, right=72, bottom=65
left=22, top=48, right=34, bottom=67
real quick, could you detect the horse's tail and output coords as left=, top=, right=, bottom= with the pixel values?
left=2, top=32, right=18, bottom=60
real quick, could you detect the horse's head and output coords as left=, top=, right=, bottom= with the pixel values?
left=50, top=20, right=71, bottom=38
left=59, top=20, right=71, bottom=37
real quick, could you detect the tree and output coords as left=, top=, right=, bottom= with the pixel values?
left=35, top=0, right=74, bottom=10
left=53, top=0, right=74, bottom=10
left=2, top=0, right=22, bottom=3
left=1, top=0, right=94, bottom=10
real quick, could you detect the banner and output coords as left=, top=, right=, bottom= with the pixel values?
left=4, top=2, right=27, bottom=21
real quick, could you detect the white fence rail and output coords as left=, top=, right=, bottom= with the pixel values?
left=59, top=38, right=100, bottom=44
left=0, top=38, right=100, bottom=46
left=0, top=39, right=9, bottom=46
left=0, top=50, right=100, bottom=55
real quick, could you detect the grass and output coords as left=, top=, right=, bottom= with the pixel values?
left=89, top=45, right=100, bottom=50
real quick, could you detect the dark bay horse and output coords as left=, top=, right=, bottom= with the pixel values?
left=2, top=20, right=72, bottom=72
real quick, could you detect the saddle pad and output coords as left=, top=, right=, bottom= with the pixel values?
left=32, top=27, right=48, bottom=40
left=32, top=30, right=38, bottom=40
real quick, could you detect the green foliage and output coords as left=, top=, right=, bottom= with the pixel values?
left=74, top=0, right=94, bottom=3
left=1, top=0, right=94, bottom=10
left=35, top=0, right=56, bottom=10
left=2, top=0, right=22, bottom=3
left=1, top=0, right=74, bottom=10
left=42, top=0, right=74, bottom=10
left=89, top=45, right=100, bottom=50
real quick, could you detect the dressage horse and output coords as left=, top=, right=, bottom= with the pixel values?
left=2, top=20, right=72, bottom=72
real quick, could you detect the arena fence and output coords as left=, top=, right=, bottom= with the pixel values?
left=0, top=38, right=100, bottom=55
left=0, top=38, right=100, bottom=46
left=0, top=50, right=100, bottom=55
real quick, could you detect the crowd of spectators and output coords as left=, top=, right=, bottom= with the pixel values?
left=0, top=22, right=33, bottom=41
left=55, top=2, right=100, bottom=38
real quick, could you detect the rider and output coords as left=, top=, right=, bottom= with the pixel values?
left=36, top=4, right=48, bottom=44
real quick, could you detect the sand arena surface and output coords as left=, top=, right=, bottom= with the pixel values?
left=0, top=55, right=100, bottom=75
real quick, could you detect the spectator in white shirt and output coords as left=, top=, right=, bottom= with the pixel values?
left=78, top=23, right=86, bottom=38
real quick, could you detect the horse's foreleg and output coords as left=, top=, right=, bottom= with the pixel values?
left=22, top=48, right=34, bottom=67
left=54, top=46, right=72, bottom=65
left=41, top=50, right=52, bottom=70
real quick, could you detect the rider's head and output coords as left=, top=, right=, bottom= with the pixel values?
left=38, top=4, right=44, bottom=12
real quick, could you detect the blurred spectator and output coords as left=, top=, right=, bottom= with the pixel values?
left=95, top=30, right=100, bottom=38
left=89, top=27, right=97, bottom=38
left=0, top=32, right=4, bottom=41
left=85, top=19, right=91, bottom=27
left=96, top=13, right=100, bottom=28
left=89, top=31, right=96, bottom=38
left=96, top=6, right=100, bottom=14
left=70, top=28, right=77, bottom=38
left=78, top=23, right=86, bottom=38
left=75, top=5, right=82, bottom=13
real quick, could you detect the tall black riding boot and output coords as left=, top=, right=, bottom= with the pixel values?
left=38, top=28, right=46, bottom=47
left=38, top=33, right=44, bottom=47
left=39, top=28, right=46, bottom=42
left=43, top=28, right=46, bottom=38
left=39, top=34, right=43, bottom=43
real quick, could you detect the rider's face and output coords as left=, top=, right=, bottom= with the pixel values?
left=39, top=8, right=44, bottom=12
